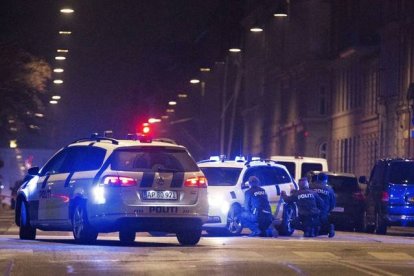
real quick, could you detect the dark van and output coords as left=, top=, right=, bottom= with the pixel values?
left=361, top=158, right=414, bottom=234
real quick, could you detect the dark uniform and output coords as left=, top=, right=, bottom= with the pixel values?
left=310, top=173, right=336, bottom=237
left=282, top=181, right=324, bottom=237
left=242, top=177, right=273, bottom=237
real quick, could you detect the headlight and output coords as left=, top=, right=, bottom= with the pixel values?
left=208, top=195, right=230, bottom=214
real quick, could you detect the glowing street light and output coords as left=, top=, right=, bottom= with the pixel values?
left=9, top=140, right=18, bottom=149
left=49, top=100, right=58, bottom=104
left=53, top=80, right=63, bottom=84
left=168, top=101, right=177, bottom=106
left=178, top=94, right=188, bottom=98
left=57, top=49, right=69, bottom=53
left=229, top=48, right=241, bottom=53
left=161, top=115, right=169, bottom=120
left=59, top=31, right=72, bottom=35
left=52, top=95, right=61, bottom=100
left=148, top=118, right=161, bottom=124
left=60, top=8, right=74, bottom=14
left=250, top=27, right=263, bottom=32
left=190, top=79, right=200, bottom=84
left=55, top=56, right=66, bottom=60
left=166, top=109, right=175, bottom=113
left=200, top=68, right=211, bottom=72
left=53, top=68, right=64, bottom=73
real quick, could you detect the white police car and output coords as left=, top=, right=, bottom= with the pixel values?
left=198, top=156, right=297, bottom=236
left=15, top=135, right=208, bottom=245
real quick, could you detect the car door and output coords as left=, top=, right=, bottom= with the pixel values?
left=366, top=162, right=385, bottom=223
left=37, top=148, right=73, bottom=221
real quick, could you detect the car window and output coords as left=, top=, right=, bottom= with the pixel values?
left=40, top=149, right=71, bottom=175
left=200, top=167, right=242, bottom=186
left=301, top=163, right=323, bottom=177
left=328, top=176, right=359, bottom=193
left=388, top=162, right=414, bottom=184
left=71, top=147, right=106, bottom=172
left=243, top=166, right=292, bottom=186
left=111, top=147, right=199, bottom=172
left=278, top=162, right=295, bottom=179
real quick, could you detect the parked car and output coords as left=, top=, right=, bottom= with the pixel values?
left=270, top=156, right=328, bottom=183
left=360, top=158, right=414, bottom=235
left=15, top=135, right=208, bottom=245
left=198, top=156, right=297, bottom=236
left=308, top=171, right=366, bottom=231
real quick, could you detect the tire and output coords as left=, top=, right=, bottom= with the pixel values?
left=119, top=229, right=136, bottom=244
left=278, top=203, right=295, bottom=236
left=19, top=200, right=36, bottom=240
left=176, top=229, right=202, bottom=246
left=225, top=205, right=243, bottom=236
left=72, top=202, right=98, bottom=244
left=375, top=212, right=387, bottom=235
left=363, top=211, right=375, bottom=233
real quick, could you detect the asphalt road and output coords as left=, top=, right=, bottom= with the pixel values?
left=1, top=208, right=414, bottom=275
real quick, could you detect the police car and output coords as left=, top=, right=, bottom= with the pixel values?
left=15, top=134, right=208, bottom=245
left=198, top=156, right=297, bottom=236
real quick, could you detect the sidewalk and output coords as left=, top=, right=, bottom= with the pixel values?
left=0, top=205, right=15, bottom=235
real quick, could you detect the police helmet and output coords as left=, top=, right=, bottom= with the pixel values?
left=248, top=176, right=260, bottom=187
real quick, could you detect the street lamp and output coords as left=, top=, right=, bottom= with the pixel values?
left=250, top=27, right=263, bottom=32
left=190, top=79, right=200, bottom=84
left=52, top=95, right=61, bottom=100
left=60, top=8, right=74, bottom=14
left=178, top=93, right=188, bottom=98
left=168, top=101, right=177, bottom=106
left=59, top=31, right=72, bottom=35
left=49, top=100, right=58, bottom=104
left=53, top=68, right=64, bottom=73
left=55, top=56, right=66, bottom=60
left=200, top=68, right=211, bottom=72
left=229, top=48, right=241, bottom=53
left=57, top=49, right=69, bottom=53
left=53, top=80, right=63, bottom=84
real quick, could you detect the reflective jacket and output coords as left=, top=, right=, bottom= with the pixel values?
left=244, top=186, right=272, bottom=217
left=310, top=181, right=336, bottom=214
left=282, top=188, right=324, bottom=217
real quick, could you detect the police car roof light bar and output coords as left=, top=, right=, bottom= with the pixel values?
left=72, top=137, right=119, bottom=145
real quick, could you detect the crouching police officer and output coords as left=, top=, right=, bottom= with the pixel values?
left=281, top=177, right=324, bottom=237
left=310, top=173, right=336, bottom=238
left=241, top=176, right=273, bottom=237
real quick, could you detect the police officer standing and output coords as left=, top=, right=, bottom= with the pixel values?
left=281, top=177, right=324, bottom=237
left=310, top=173, right=336, bottom=238
left=241, top=176, right=273, bottom=237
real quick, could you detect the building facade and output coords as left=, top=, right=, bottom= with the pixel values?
left=241, top=0, right=414, bottom=176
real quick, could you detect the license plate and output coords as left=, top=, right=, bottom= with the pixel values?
left=143, top=190, right=178, bottom=200
left=332, top=207, right=344, bottom=212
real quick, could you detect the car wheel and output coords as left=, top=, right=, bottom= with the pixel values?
left=119, top=229, right=136, bottom=244
left=72, top=203, right=98, bottom=244
left=226, top=205, right=243, bottom=236
left=363, top=211, right=375, bottom=233
left=278, top=203, right=295, bottom=236
left=176, top=229, right=202, bottom=246
left=19, top=200, right=36, bottom=240
left=375, top=212, right=387, bottom=235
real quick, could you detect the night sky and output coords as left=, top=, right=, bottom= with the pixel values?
left=0, top=0, right=244, bottom=147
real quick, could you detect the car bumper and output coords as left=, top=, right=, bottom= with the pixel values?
left=385, top=214, right=414, bottom=226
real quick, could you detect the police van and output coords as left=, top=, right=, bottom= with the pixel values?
left=15, top=134, right=208, bottom=245
left=269, top=156, right=328, bottom=183
left=198, top=156, right=297, bottom=236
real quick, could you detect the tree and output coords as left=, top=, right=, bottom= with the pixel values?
left=0, top=43, right=51, bottom=138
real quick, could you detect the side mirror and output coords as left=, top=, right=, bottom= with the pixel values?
left=358, top=176, right=367, bottom=184
left=28, top=167, right=40, bottom=176
left=241, top=181, right=249, bottom=190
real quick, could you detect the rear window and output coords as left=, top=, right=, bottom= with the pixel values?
left=301, top=163, right=323, bottom=177
left=200, top=167, right=242, bottom=186
left=328, top=176, right=359, bottom=193
left=388, top=162, right=414, bottom=184
left=111, top=147, right=199, bottom=172
left=243, top=166, right=292, bottom=186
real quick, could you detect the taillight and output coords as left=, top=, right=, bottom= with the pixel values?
left=185, top=176, right=208, bottom=188
left=381, top=191, right=390, bottom=202
left=102, top=176, right=137, bottom=187
left=352, top=191, right=365, bottom=201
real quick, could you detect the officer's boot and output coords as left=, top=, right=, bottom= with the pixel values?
left=328, top=224, right=335, bottom=238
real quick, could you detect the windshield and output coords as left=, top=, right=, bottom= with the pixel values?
left=111, top=147, right=199, bottom=172
left=243, top=166, right=292, bottom=185
left=200, top=167, right=242, bottom=186
left=388, top=162, right=414, bottom=184
left=328, top=176, right=359, bottom=193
